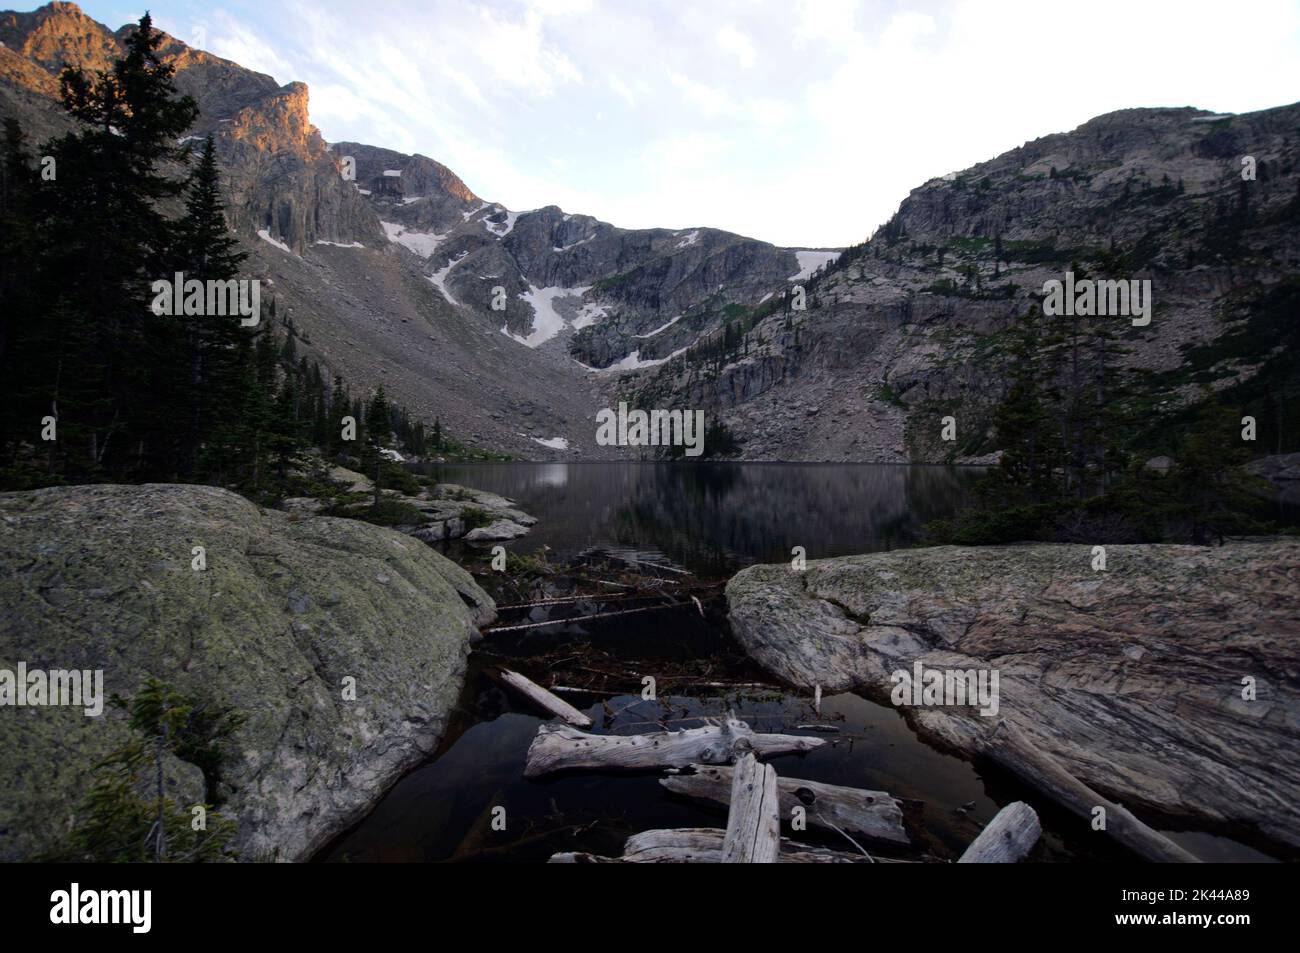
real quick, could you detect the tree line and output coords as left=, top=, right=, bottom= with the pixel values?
left=931, top=269, right=1290, bottom=546
left=0, top=15, right=447, bottom=499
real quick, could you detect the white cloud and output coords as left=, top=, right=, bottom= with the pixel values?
left=669, top=71, right=735, bottom=117
left=203, top=12, right=298, bottom=82
left=473, top=7, right=582, bottom=96
left=179, top=0, right=1300, bottom=247
left=716, top=24, right=757, bottom=67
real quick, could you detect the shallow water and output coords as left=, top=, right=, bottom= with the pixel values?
left=320, top=463, right=1278, bottom=863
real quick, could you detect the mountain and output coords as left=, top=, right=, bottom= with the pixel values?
left=630, top=104, right=1300, bottom=461
left=2, top=2, right=1296, bottom=462
left=0, top=3, right=843, bottom=459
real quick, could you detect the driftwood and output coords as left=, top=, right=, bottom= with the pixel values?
left=957, top=801, right=1041, bottom=863
left=483, top=601, right=690, bottom=634
left=548, top=829, right=915, bottom=863
left=721, top=753, right=781, bottom=863
left=489, top=668, right=592, bottom=727
left=523, top=717, right=824, bottom=778
left=661, top=763, right=910, bottom=845
left=982, top=722, right=1200, bottom=863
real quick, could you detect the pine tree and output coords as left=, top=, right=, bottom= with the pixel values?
left=36, top=13, right=198, bottom=479
left=174, top=135, right=249, bottom=478
left=0, top=118, right=42, bottom=472
left=365, top=387, right=392, bottom=505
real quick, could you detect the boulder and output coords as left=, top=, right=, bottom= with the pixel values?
left=279, top=496, right=326, bottom=516
left=1245, top=452, right=1300, bottom=504
left=464, top=519, right=531, bottom=542
left=433, top=484, right=537, bottom=526
left=0, top=483, right=494, bottom=862
left=327, top=465, right=373, bottom=494
left=726, top=540, right=1300, bottom=854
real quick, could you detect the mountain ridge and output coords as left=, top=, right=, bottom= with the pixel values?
left=2, top=1, right=1295, bottom=462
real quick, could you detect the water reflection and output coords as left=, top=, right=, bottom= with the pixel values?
left=411, top=462, right=983, bottom=574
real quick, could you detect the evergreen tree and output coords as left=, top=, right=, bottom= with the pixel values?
left=34, top=13, right=198, bottom=479
left=174, top=135, right=249, bottom=478
left=365, top=387, right=392, bottom=505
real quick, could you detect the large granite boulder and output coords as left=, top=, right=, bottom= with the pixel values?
left=0, top=483, right=494, bottom=861
left=726, top=540, right=1300, bottom=854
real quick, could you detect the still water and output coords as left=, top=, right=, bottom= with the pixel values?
left=319, top=463, right=1275, bottom=863
left=411, top=461, right=980, bottom=572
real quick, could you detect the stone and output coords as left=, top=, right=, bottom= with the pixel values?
left=0, top=483, right=495, bottom=862
left=726, top=540, right=1300, bottom=854
left=464, top=519, right=530, bottom=542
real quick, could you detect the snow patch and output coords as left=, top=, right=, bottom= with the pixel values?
left=381, top=221, right=447, bottom=258
left=586, top=346, right=689, bottom=374
left=571, top=300, right=609, bottom=330
left=531, top=436, right=568, bottom=450
left=788, top=250, right=840, bottom=281
left=315, top=240, right=365, bottom=248
left=554, top=233, right=595, bottom=252
left=484, top=207, right=520, bottom=238
left=758, top=292, right=773, bottom=304
left=382, top=169, right=402, bottom=177
left=462, top=202, right=490, bottom=221
left=676, top=229, right=700, bottom=248
left=502, top=284, right=592, bottom=347
left=378, top=448, right=405, bottom=462
left=256, top=229, right=294, bottom=255
left=427, top=251, right=468, bottom=305
left=636, top=314, right=682, bottom=338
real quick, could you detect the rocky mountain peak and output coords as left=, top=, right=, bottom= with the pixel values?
left=0, top=1, right=115, bottom=73
left=224, top=80, right=318, bottom=154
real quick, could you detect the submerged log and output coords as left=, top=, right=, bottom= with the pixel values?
left=957, top=801, right=1041, bottom=863
left=489, top=667, right=593, bottom=727
left=983, top=722, right=1200, bottom=863
left=523, top=717, right=824, bottom=778
left=721, top=753, right=781, bottom=863
left=660, top=763, right=910, bottom=845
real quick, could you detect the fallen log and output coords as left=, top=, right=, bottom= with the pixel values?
left=982, top=721, right=1200, bottom=863
left=957, top=801, right=1041, bottom=863
left=488, top=667, right=593, bottom=727
left=660, top=763, right=910, bottom=845
left=482, top=601, right=690, bottom=634
left=548, top=828, right=914, bottom=863
left=721, top=753, right=781, bottom=863
left=523, top=717, right=825, bottom=778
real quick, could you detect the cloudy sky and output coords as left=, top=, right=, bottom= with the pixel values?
left=81, top=0, right=1300, bottom=247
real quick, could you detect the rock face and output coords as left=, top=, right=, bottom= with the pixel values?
left=726, top=540, right=1300, bottom=854
left=2, top=3, right=1296, bottom=463
left=0, top=483, right=495, bottom=862
left=1247, top=452, right=1300, bottom=504
left=635, top=105, right=1300, bottom=461
left=313, top=471, right=536, bottom=544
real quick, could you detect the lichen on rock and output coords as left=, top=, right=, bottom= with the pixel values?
left=0, top=482, right=494, bottom=861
